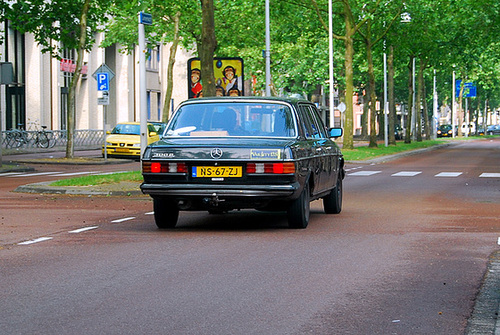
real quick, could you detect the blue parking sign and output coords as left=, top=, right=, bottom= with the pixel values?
left=97, top=73, right=109, bottom=91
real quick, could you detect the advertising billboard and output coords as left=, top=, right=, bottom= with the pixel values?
left=188, top=57, right=244, bottom=99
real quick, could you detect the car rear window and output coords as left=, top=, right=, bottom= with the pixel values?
left=166, top=102, right=296, bottom=138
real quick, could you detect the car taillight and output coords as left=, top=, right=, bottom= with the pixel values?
left=246, top=162, right=295, bottom=174
left=143, top=162, right=187, bottom=173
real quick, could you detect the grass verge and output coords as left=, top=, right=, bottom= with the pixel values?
left=50, top=171, right=142, bottom=187
left=341, top=139, right=449, bottom=161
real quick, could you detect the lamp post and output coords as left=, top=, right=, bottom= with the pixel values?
left=265, top=0, right=271, bottom=96
left=432, top=69, right=438, bottom=139
left=383, top=51, right=388, bottom=147
left=328, top=0, right=334, bottom=128
left=452, top=70, right=456, bottom=138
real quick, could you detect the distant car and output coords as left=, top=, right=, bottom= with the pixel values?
left=487, top=125, right=500, bottom=135
left=437, top=124, right=455, bottom=137
left=141, top=97, right=345, bottom=229
left=461, top=123, right=476, bottom=136
left=103, top=122, right=160, bottom=159
left=149, top=121, right=167, bottom=138
left=394, top=124, right=404, bottom=140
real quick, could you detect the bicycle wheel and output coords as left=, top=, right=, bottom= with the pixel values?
left=12, top=130, right=24, bottom=148
left=46, top=131, right=56, bottom=148
left=37, top=132, right=50, bottom=148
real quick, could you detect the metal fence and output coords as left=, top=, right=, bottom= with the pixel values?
left=1, top=129, right=104, bottom=151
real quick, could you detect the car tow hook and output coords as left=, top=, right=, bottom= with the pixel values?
left=203, top=193, right=225, bottom=207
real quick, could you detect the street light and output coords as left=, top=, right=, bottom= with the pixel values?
left=328, top=0, right=335, bottom=128
left=265, top=0, right=271, bottom=96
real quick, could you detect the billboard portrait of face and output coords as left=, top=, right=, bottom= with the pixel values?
left=188, top=58, right=244, bottom=99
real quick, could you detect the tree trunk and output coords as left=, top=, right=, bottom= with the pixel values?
left=415, top=60, right=423, bottom=142
left=404, top=56, right=414, bottom=144
left=388, top=45, right=396, bottom=145
left=66, top=0, right=90, bottom=158
left=342, top=4, right=355, bottom=150
left=162, top=11, right=181, bottom=122
left=199, top=0, right=216, bottom=97
left=422, top=75, right=430, bottom=140
left=365, top=25, right=378, bottom=148
left=457, top=80, right=465, bottom=137
left=361, top=88, right=368, bottom=138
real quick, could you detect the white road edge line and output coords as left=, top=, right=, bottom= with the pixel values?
left=69, top=226, right=99, bottom=233
left=18, top=237, right=53, bottom=245
left=145, top=212, right=154, bottom=215
left=497, top=237, right=500, bottom=246
left=111, top=217, right=136, bottom=223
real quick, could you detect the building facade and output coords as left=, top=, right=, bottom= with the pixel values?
left=1, top=20, right=189, bottom=134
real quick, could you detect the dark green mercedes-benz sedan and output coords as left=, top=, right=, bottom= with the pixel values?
left=141, top=97, right=344, bottom=229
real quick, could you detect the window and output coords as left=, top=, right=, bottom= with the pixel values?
left=146, top=45, right=160, bottom=72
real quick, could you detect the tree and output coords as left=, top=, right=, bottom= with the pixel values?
left=199, top=0, right=216, bottom=97
left=8, top=0, right=111, bottom=158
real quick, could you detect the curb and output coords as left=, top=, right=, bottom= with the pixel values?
left=8, top=158, right=135, bottom=165
left=465, top=250, right=500, bottom=334
left=13, top=181, right=144, bottom=197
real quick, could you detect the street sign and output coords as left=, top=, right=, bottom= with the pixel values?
left=97, top=73, right=109, bottom=91
left=456, top=80, right=477, bottom=98
left=98, top=91, right=109, bottom=105
left=139, top=12, right=152, bottom=25
left=92, top=63, right=115, bottom=81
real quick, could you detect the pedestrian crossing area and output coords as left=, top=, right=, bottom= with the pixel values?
left=346, top=168, right=500, bottom=178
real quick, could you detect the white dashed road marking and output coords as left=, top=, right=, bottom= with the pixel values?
left=111, top=217, right=136, bottom=223
left=68, top=226, right=99, bottom=233
left=348, top=171, right=382, bottom=176
left=10, top=172, right=62, bottom=177
left=18, top=237, right=53, bottom=245
left=391, top=171, right=422, bottom=177
left=435, top=172, right=463, bottom=177
left=480, top=173, right=500, bottom=178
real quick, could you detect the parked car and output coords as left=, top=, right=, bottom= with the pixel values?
left=437, top=124, right=455, bottom=137
left=461, top=123, right=476, bottom=136
left=141, top=97, right=345, bottom=229
left=149, top=121, right=167, bottom=138
left=487, top=124, right=500, bottom=135
left=103, top=122, right=160, bottom=159
left=394, top=124, right=404, bottom=140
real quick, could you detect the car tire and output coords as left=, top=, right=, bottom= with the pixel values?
left=287, top=181, right=310, bottom=229
left=323, top=174, right=342, bottom=214
left=153, top=197, right=179, bottom=229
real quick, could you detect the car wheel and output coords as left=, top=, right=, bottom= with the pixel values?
left=287, top=181, right=310, bottom=229
left=323, top=174, right=342, bottom=214
left=153, top=197, right=179, bottom=229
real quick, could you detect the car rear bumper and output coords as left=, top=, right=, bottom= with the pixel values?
left=140, top=182, right=300, bottom=198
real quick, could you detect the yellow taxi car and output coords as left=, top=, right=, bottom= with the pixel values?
left=103, top=122, right=160, bottom=159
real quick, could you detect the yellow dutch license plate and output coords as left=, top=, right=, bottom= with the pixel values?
left=192, top=166, right=242, bottom=178
left=116, top=148, right=130, bottom=153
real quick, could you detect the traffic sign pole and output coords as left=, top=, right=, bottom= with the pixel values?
left=138, top=12, right=152, bottom=159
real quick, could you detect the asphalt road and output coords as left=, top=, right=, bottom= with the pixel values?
left=0, top=140, right=499, bottom=334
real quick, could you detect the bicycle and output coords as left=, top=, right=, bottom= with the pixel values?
left=4, top=122, right=54, bottom=149
left=34, top=126, right=54, bottom=148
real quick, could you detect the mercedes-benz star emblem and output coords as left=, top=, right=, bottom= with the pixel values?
left=210, top=148, right=223, bottom=159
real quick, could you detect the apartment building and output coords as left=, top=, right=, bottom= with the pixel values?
left=1, top=20, right=189, bottom=133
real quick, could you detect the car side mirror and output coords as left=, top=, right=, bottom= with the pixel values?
left=149, top=132, right=158, bottom=137
left=329, top=127, right=343, bottom=138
